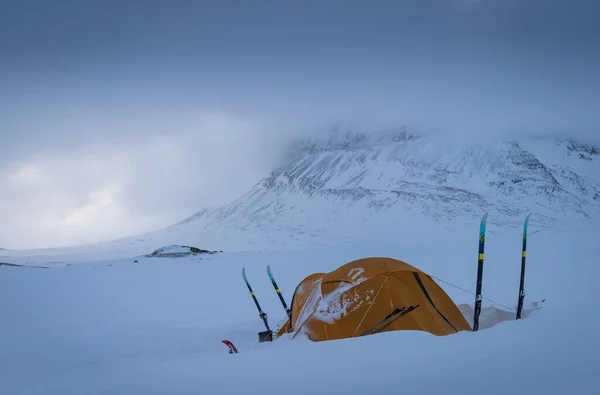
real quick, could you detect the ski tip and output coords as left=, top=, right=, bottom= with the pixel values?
left=479, top=213, right=488, bottom=233
left=242, top=266, right=246, bottom=277
left=523, top=212, right=533, bottom=232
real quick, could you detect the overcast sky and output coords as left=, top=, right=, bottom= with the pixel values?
left=1, top=0, right=599, bottom=249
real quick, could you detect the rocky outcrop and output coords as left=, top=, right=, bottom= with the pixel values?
left=146, top=245, right=220, bottom=258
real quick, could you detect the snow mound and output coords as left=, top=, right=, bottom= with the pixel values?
left=457, top=300, right=545, bottom=330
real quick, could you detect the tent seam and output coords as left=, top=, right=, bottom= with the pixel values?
left=413, top=272, right=458, bottom=332
left=352, top=274, right=390, bottom=337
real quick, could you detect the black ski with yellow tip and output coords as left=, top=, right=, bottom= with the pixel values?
left=267, top=265, right=291, bottom=320
left=516, top=213, right=532, bottom=320
left=472, top=213, right=488, bottom=332
left=242, top=267, right=273, bottom=342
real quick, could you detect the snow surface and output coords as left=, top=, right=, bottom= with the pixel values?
left=1, top=223, right=598, bottom=394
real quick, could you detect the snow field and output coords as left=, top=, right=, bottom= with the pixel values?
left=1, top=223, right=598, bottom=394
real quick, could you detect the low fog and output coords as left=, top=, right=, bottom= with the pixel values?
left=1, top=0, right=598, bottom=249
left=0, top=110, right=298, bottom=249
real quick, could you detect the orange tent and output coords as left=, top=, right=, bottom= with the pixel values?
left=277, top=257, right=472, bottom=341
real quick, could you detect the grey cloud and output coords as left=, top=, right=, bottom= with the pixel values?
left=0, top=110, right=293, bottom=249
left=1, top=0, right=598, bottom=248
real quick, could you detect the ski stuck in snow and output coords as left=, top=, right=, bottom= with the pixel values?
left=473, top=213, right=488, bottom=332
left=471, top=212, right=539, bottom=331
left=267, top=265, right=291, bottom=321
left=516, top=213, right=532, bottom=320
left=242, top=266, right=273, bottom=342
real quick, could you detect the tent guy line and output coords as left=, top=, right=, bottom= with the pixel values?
left=431, top=275, right=515, bottom=312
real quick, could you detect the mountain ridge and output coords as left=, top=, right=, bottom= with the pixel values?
left=169, top=132, right=599, bottom=241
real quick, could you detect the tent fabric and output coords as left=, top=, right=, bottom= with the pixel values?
left=278, top=257, right=472, bottom=341
left=276, top=272, right=325, bottom=337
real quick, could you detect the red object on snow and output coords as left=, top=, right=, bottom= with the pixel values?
left=221, top=340, right=238, bottom=354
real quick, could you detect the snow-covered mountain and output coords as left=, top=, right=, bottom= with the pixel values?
left=165, top=131, right=599, bottom=244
